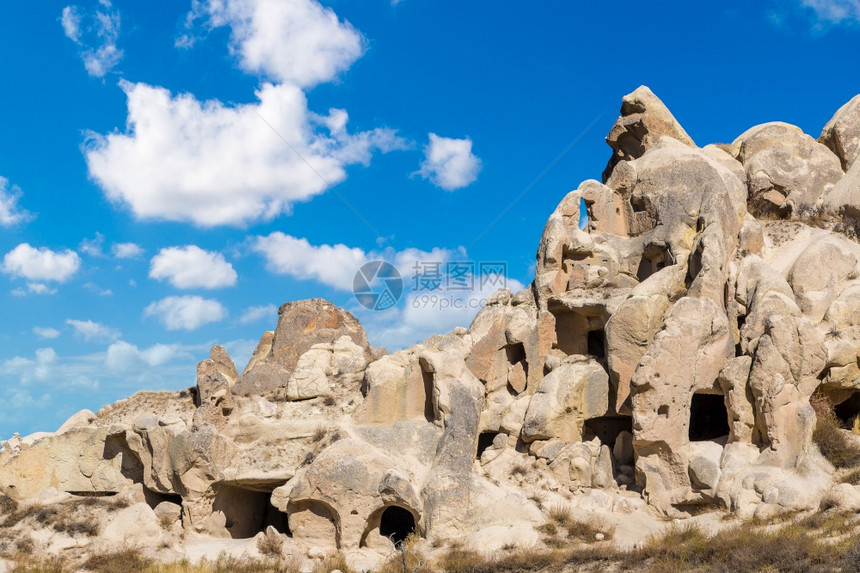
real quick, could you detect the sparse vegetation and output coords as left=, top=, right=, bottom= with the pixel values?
left=311, top=425, right=327, bottom=443
left=83, top=548, right=153, bottom=572
left=256, top=528, right=284, bottom=557
left=811, top=392, right=860, bottom=468
left=0, top=495, right=18, bottom=515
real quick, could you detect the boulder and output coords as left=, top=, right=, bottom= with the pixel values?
left=821, top=93, right=860, bottom=171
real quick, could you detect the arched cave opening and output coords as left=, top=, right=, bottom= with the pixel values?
left=379, top=506, right=416, bottom=545
left=583, top=415, right=633, bottom=449
left=212, top=482, right=289, bottom=539
left=689, top=393, right=730, bottom=442
left=834, top=392, right=860, bottom=428
left=476, top=431, right=498, bottom=460
left=636, top=243, right=673, bottom=283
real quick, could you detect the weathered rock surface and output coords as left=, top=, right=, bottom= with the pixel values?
left=4, top=86, right=860, bottom=567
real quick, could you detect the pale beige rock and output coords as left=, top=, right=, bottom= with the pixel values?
left=522, top=358, right=609, bottom=443
left=56, top=409, right=96, bottom=434
left=732, top=122, right=843, bottom=219
left=603, top=85, right=696, bottom=181
left=820, top=93, right=860, bottom=171
left=102, top=502, right=162, bottom=545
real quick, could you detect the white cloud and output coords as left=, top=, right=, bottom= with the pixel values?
left=362, top=276, right=526, bottom=350
left=111, top=242, right=143, bottom=258
left=239, top=304, right=277, bottom=324
left=61, top=0, right=123, bottom=77
left=85, top=81, right=406, bottom=227
left=252, top=232, right=457, bottom=291
left=33, top=327, right=61, bottom=340
left=65, top=319, right=121, bottom=342
left=417, top=133, right=482, bottom=191
left=0, top=348, right=60, bottom=385
left=83, top=282, right=113, bottom=296
left=0, top=177, right=33, bottom=227
left=104, top=340, right=189, bottom=373
left=27, top=283, right=58, bottom=295
left=149, top=245, right=238, bottom=289
left=179, top=0, right=365, bottom=88
left=61, top=6, right=82, bottom=41
left=252, top=232, right=368, bottom=290
left=800, top=0, right=860, bottom=24
left=79, top=232, right=105, bottom=257
left=144, top=295, right=228, bottom=330
left=2, top=244, right=81, bottom=283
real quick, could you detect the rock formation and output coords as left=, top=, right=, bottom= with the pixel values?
left=4, top=86, right=860, bottom=567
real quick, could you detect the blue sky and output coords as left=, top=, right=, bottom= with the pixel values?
left=0, top=0, right=858, bottom=438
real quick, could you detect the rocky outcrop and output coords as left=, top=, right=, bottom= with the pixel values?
left=5, top=87, right=860, bottom=565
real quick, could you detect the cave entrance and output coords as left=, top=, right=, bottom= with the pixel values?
left=636, top=243, right=673, bottom=283
left=550, top=306, right=607, bottom=359
left=360, top=505, right=419, bottom=549
left=583, top=415, right=632, bottom=449
left=212, top=481, right=289, bottom=539
left=834, top=392, right=860, bottom=428
left=379, top=506, right=416, bottom=545
left=476, top=432, right=498, bottom=460
left=504, top=342, right=529, bottom=394
left=143, top=487, right=183, bottom=509
left=419, top=358, right=438, bottom=423
left=689, top=393, right=730, bottom=442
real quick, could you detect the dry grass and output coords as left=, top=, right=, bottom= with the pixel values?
left=538, top=504, right=614, bottom=543
left=256, top=528, right=284, bottom=557
left=7, top=551, right=303, bottom=573
left=375, top=534, right=426, bottom=573
left=0, top=495, right=18, bottom=515
left=311, top=552, right=354, bottom=573
left=83, top=548, right=152, bottom=572
left=311, top=425, right=327, bottom=443
left=811, top=392, right=860, bottom=469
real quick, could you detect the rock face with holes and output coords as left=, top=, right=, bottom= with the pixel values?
left=5, top=87, right=860, bottom=567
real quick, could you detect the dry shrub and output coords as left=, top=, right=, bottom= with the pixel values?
left=564, top=515, right=615, bottom=542
left=256, top=529, right=284, bottom=557
left=810, top=392, right=860, bottom=468
left=311, top=425, right=327, bottom=443
left=625, top=521, right=839, bottom=573
left=0, top=495, right=18, bottom=515
left=84, top=548, right=152, bottom=572
left=375, top=534, right=426, bottom=573
left=311, top=552, right=353, bottom=573
left=34, top=505, right=99, bottom=537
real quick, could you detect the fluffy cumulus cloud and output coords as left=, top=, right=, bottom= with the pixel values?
left=179, top=0, right=365, bottom=87
left=65, top=319, right=121, bottom=343
left=417, top=133, right=482, bottom=191
left=252, top=232, right=456, bottom=291
left=800, top=0, right=860, bottom=24
left=0, top=177, right=33, bottom=226
left=112, top=242, right=144, bottom=259
left=149, top=245, right=237, bottom=289
left=144, top=295, right=228, bottom=330
left=61, top=0, right=123, bottom=77
left=2, top=244, right=81, bottom=283
left=239, top=304, right=277, bottom=324
left=85, top=81, right=405, bottom=227
left=252, top=232, right=369, bottom=290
